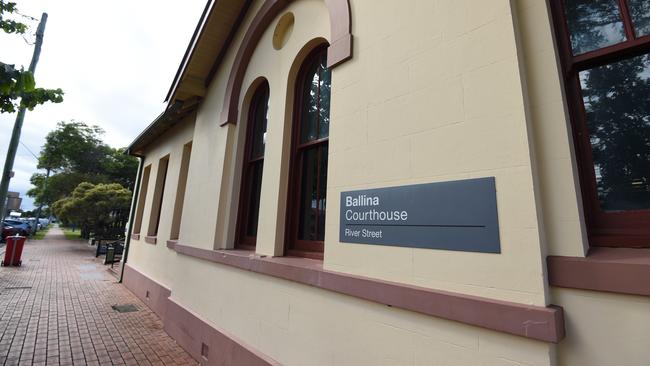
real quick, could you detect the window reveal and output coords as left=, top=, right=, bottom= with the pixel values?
left=148, top=156, right=169, bottom=238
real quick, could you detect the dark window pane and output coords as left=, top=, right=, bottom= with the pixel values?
left=564, top=0, right=626, bottom=55
left=298, top=147, right=319, bottom=240
left=239, top=82, right=268, bottom=244
left=292, top=47, right=331, bottom=250
left=300, top=61, right=320, bottom=143
left=250, top=84, right=269, bottom=159
left=245, top=161, right=264, bottom=236
left=629, top=0, right=650, bottom=37
left=579, top=53, right=650, bottom=211
left=318, top=54, right=331, bottom=139
left=317, top=144, right=328, bottom=241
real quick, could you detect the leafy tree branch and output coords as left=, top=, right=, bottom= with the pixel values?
left=0, top=1, right=63, bottom=113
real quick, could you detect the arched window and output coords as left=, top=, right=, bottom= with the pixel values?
left=287, top=45, right=331, bottom=258
left=236, top=81, right=270, bottom=250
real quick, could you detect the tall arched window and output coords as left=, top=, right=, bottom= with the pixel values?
left=287, top=45, right=331, bottom=258
left=236, top=81, right=270, bottom=250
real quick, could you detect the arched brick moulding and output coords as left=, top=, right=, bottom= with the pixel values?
left=220, top=0, right=352, bottom=126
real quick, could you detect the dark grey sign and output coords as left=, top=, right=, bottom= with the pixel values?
left=339, top=177, right=500, bottom=253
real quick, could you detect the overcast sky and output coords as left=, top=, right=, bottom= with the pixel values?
left=0, top=0, right=207, bottom=210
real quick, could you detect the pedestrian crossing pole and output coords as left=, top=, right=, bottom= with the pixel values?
left=0, top=13, right=48, bottom=223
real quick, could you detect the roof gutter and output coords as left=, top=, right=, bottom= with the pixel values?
left=125, top=101, right=184, bottom=156
left=164, top=0, right=216, bottom=103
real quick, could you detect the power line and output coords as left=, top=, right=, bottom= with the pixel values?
left=19, top=141, right=39, bottom=161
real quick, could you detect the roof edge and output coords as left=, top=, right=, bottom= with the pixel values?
left=125, top=101, right=184, bottom=156
left=164, top=0, right=215, bottom=103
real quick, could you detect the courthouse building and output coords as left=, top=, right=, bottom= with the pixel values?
left=122, top=0, right=650, bottom=365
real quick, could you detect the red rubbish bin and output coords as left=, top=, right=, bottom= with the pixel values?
left=2, top=235, right=26, bottom=267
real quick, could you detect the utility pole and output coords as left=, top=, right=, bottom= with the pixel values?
left=0, top=13, right=48, bottom=225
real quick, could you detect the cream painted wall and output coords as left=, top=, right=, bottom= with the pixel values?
left=514, top=2, right=650, bottom=365
left=321, top=0, right=549, bottom=307
left=513, top=0, right=588, bottom=258
left=178, top=0, right=266, bottom=251
left=128, top=115, right=195, bottom=288
left=179, top=0, right=552, bottom=306
left=553, top=288, right=650, bottom=366
left=219, top=0, right=331, bottom=256
left=128, top=0, right=560, bottom=365
left=167, top=251, right=554, bottom=366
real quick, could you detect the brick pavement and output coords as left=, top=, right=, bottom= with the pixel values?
left=0, top=227, right=198, bottom=366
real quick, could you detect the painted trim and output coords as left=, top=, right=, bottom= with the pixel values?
left=166, top=240, right=178, bottom=250
left=144, top=236, right=157, bottom=244
left=122, top=264, right=280, bottom=366
left=172, top=243, right=565, bottom=343
left=122, top=264, right=171, bottom=320
left=219, top=0, right=353, bottom=126
left=165, top=298, right=281, bottom=366
left=548, top=247, right=650, bottom=296
left=131, top=233, right=140, bottom=241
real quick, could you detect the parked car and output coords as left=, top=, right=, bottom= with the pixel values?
left=1, top=223, right=19, bottom=242
left=22, top=218, right=38, bottom=231
left=3, top=219, right=30, bottom=236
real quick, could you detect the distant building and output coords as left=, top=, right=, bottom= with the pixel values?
left=122, top=1, right=650, bottom=365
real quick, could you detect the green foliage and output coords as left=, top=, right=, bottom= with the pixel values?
left=0, top=1, right=27, bottom=34
left=62, top=227, right=81, bottom=240
left=0, top=2, right=64, bottom=113
left=103, top=147, right=140, bottom=190
left=0, top=62, right=64, bottom=113
left=28, top=171, right=107, bottom=207
left=32, top=225, right=49, bottom=240
left=52, top=182, right=132, bottom=239
left=38, top=121, right=106, bottom=172
left=28, top=121, right=139, bottom=209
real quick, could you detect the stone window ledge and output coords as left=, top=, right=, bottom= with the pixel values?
left=548, top=247, right=650, bottom=296
left=168, top=242, right=565, bottom=343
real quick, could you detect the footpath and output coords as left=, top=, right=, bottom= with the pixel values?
left=0, top=226, right=197, bottom=366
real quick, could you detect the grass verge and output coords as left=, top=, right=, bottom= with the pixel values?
left=62, top=227, right=83, bottom=240
left=32, top=225, right=50, bottom=240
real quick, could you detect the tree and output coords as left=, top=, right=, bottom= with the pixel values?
left=102, top=147, right=140, bottom=190
left=0, top=1, right=63, bottom=113
left=0, top=1, right=26, bottom=34
left=28, top=171, right=107, bottom=208
left=37, top=121, right=106, bottom=173
left=28, top=121, right=139, bottom=210
left=52, top=182, right=132, bottom=239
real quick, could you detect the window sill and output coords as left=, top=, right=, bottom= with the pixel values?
left=131, top=233, right=140, bottom=240
left=170, top=242, right=564, bottom=343
left=166, top=240, right=178, bottom=249
left=144, top=236, right=157, bottom=244
left=548, top=247, right=650, bottom=296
